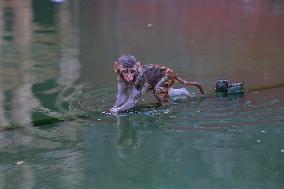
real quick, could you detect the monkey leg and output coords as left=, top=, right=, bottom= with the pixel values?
left=153, top=76, right=174, bottom=103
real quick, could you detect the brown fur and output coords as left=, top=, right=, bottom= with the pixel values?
left=111, top=56, right=204, bottom=114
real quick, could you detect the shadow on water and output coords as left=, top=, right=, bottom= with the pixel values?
left=0, top=0, right=284, bottom=189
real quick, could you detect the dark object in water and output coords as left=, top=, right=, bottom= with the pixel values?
left=216, top=79, right=245, bottom=94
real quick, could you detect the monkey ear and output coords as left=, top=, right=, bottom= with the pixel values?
left=137, top=62, right=142, bottom=72
left=114, top=62, right=121, bottom=74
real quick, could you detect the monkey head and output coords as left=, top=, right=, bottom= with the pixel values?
left=114, top=55, right=141, bottom=83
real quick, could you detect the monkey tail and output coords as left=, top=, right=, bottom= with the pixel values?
left=174, top=75, right=205, bottom=95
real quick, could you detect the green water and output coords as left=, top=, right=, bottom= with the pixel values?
left=0, top=0, right=284, bottom=188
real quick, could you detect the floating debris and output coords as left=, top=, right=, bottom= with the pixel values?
left=16, top=161, right=24, bottom=165
left=216, top=79, right=245, bottom=95
left=257, top=139, right=261, bottom=143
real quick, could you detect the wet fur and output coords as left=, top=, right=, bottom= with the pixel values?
left=111, top=56, right=204, bottom=114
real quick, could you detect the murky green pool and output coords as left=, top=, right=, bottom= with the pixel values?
left=0, top=0, right=284, bottom=188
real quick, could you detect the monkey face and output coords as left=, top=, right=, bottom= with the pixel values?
left=121, top=68, right=137, bottom=82
left=114, top=55, right=142, bottom=83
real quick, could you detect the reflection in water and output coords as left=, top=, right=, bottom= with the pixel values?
left=115, top=116, right=139, bottom=158
left=12, top=0, right=39, bottom=127
left=0, top=0, right=40, bottom=128
left=0, top=86, right=7, bottom=126
left=0, top=0, right=82, bottom=127
left=55, top=1, right=85, bottom=187
left=81, top=0, right=284, bottom=90
left=0, top=0, right=84, bottom=188
left=56, top=0, right=81, bottom=111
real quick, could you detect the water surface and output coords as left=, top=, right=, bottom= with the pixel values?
left=0, top=0, right=284, bottom=189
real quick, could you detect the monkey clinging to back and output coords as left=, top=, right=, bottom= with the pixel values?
left=110, top=55, right=204, bottom=114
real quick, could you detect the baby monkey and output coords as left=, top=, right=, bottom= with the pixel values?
left=111, top=55, right=204, bottom=114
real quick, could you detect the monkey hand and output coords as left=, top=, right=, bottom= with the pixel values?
left=110, top=107, right=119, bottom=115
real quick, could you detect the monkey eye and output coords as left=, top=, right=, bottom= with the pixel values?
left=122, top=70, right=127, bottom=73
left=130, top=70, right=136, bottom=74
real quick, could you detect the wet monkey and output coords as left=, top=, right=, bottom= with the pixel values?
left=110, top=55, right=204, bottom=114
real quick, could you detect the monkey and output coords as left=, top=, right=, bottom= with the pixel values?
left=110, top=55, right=204, bottom=114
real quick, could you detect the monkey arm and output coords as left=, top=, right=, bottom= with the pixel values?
left=113, top=87, right=141, bottom=113
left=113, top=80, right=128, bottom=108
